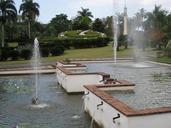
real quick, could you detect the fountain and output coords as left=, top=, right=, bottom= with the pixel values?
left=112, top=0, right=151, bottom=68
left=113, top=16, right=118, bottom=64
left=31, top=37, right=41, bottom=105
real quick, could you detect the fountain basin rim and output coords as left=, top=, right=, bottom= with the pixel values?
left=0, top=69, right=55, bottom=76
left=84, top=85, right=171, bottom=117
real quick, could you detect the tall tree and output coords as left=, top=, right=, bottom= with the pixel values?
left=0, top=0, right=17, bottom=47
left=46, top=14, right=71, bottom=36
left=19, top=0, right=39, bottom=39
left=135, top=8, right=146, bottom=30
left=103, top=16, right=113, bottom=37
left=145, top=5, right=168, bottom=49
left=77, top=7, right=93, bottom=20
left=72, top=7, right=93, bottom=30
left=92, top=18, right=105, bottom=32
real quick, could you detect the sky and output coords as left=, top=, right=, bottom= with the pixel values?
left=15, top=0, right=171, bottom=24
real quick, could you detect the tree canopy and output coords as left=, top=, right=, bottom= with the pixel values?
left=0, top=0, right=17, bottom=47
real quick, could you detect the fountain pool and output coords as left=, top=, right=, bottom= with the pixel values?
left=0, top=75, right=91, bottom=128
left=0, top=61, right=171, bottom=128
left=86, top=61, right=171, bottom=109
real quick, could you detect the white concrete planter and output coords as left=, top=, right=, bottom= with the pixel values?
left=84, top=85, right=171, bottom=128
left=56, top=62, right=110, bottom=93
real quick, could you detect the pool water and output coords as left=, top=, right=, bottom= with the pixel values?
left=0, top=61, right=171, bottom=127
left=86, top=61, right=171, bottom=110
left=0, top=75, right=91, bottom=128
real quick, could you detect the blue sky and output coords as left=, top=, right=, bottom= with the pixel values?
left=15, top=0, right=171, bottom=24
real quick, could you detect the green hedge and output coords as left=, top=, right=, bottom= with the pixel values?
left=0, top=47, right=15, bottom=61
left=9, top=50, right=20, bottom=60
left=40, top=47, right=49, bottom=57
left=21, top=49, right=32, bottom=60
left=50, top=46, right=65, bottom=56
left=40, top=37, right=110, bottom=49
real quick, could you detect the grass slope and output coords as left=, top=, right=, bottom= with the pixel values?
left=0, top=44, right=133, bottom=65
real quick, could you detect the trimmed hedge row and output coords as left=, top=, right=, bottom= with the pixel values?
left=0, top=47, right=32, bottom=61
left=40, top=37, right=110, bottom=49
left=0, top=37, right=109, bottom=61
left=0, top=45, right=65, bottom=61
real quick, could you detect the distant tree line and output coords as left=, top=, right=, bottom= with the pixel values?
left=0, top=0, right=171, bottom=60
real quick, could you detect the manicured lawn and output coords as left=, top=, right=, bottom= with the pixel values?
left=0, top=43, right=170, bottom=66
left=154, top=56, right=171, bottom=64
left=8, top=42, right=18, bottom=47
left=0, top=44, right=133, bottom=65
left=42, top=44, right=133, bottom=61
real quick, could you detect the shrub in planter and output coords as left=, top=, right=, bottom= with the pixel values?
left=40, top=47, right=49, bottom=57
left=166, top=40, right=171, bottom=57
left=50, top=46, right=64, bottom=56
left=9, top=50, right=20, bottom=60
left=21, top=49, right=32, bottom=60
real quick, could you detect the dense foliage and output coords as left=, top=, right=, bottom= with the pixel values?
left=20, top=49, right=32, bottom=60
left=92, top=18, right=105, bottom=33
left=19, top=0, right=39, bottom=39
left=0, top=2, right=170, bottom=61
left=45, top=14, right=71, bottom=36
left=40, top=37, right=110, bottom=49
left=0, top=0, right=17, bottom=47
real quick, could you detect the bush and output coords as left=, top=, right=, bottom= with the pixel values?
left=9, top=49, right=20, bottom=60
left=0, top=47, right=11, bottom=61
left=40, top=47, right=49, bottom=57
left=166, top=40, right=171, bottom=57
left=50, top=46, right=64, bottom=56
left=21, top=49, right=32, bottom=60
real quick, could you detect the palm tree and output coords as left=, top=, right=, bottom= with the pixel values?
left=78, top=7, right=93, bottom=20
left=19, top=0, right=39, bottom=39
left=73, top=7, right=93, bottom=30
left=0, top=0, right=17, bottom=47
left=146, top=5, right=167, bottom=30
left=145, top=5, right=168, bottom=49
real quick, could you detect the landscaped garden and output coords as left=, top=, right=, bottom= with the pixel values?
left=0, top=0, right=170, bottom=65
left=0, top=0, right=171, bottom=128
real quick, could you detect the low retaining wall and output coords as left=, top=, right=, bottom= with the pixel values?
left=84, top=85, right=171, bottom=128
left=56, top=65, right=110, bottom=93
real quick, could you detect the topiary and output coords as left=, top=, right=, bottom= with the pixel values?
left=21, top=49, right=32, bottom=60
